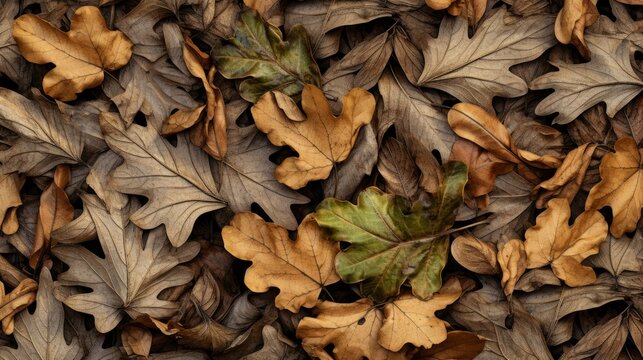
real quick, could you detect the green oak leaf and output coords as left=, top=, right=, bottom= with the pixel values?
left=214, top=10, right=322, bottom=103
left=315, top=161, right=468, bottom=301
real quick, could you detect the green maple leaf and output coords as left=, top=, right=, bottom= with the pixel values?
left=315, top=161, right=468, bottom=301
left=214, top=10, right=321, bottom=103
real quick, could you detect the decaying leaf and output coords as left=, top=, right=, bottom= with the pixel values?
left=531, top=35, right=643, bottom=124
left=451, top=234, right=499, bottom=275
left=53, top=194, right=199, bottom=333
left=222, top=212, right=340, bottom=312
left=100, top=112, right=226, bottom=247
left=315, top=162, right=467, bottom=301
left=0, top=278, right=37, bottom=335
left=214, top=10, right=322, bottom=102
left=524, top=198, right=608, bottom=287
left=586, top=137, right=643, bottom=238
left=498, top=239, right=527, bottom=297
left=417, top=8, right=555, bottom=111
left=554, top=0, right=599, bottom=58
left=425, top=0, right=487, bottom=26
left=0, top=268, right=84, bottom=360
left=0, top=173, right=23, bottom=236
left=12, top=6, right=133, bottom=101
left=0, top=0, right=30, bottom=89
left=377, top=137, right=422, bottom=200
left=252, top=85, right=375, bottom=189
left=412, top=331, right=485, bottom=360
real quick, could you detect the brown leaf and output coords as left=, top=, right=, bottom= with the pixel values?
left=377, top=137, right=421, bottom=199
left=525, top=198, right=608, bottom=286
left=498, top=239, right=527, bottom=297
left=122, top=325, right=152, bottom=358
left=611, top=96, right=643, bottom=144
left=0, top=173, right=23, bottom=236
left=451, top=234, right=500, bottom=275
left=412, top=331, right=485, bottom=360
left=252, top=85, right=375, bottom=189
left=532, top=143, right=597, bottom=208
left=12, top=6, right=133, bottom=101
left=587, top=230, right=642, bottom=277
left=177, top=318, right=239, bottom=353
left=560, top=312, right=628, bottom=360
left=446, top=0, right=488, bottom=26
left=222, top=212, right=339, bottom=312
left=0, top=278, right=37, bottom=335
left=554, top=0, right=599, bottom=58
left=586, top=137, right=643, bottom=237
left=0, top=0, right=30, bottom=89
left=244, top=0, right=284, bottom=27
left=30, top=164, right=74, bottom=269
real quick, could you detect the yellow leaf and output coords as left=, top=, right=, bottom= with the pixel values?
left=222, top=212, right=340, bottom=312
left=524, top=198, right=607, bottom=286
left=251, top=85, right=375, bottom=189
left=586, top=137, right=643, bottom=238
left=12, top=6, right=133, bottom=101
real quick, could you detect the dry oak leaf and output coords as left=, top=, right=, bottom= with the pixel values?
left=412, top=331, right=485, bottom=360
left=297, top=277, right=464, bottom=360
left=100, top=112, right=226, bottom=247
left=0, top=268, right=84, bottom=360
left=531, top=35, right=643, bottom=124
left=0, top=173, right=23, bottom=236
left=12, top=6, right=133, bottom=101
left=416, top=8, right=555, bottom=111
left=0, top=0, right=30, bottom=89
left=252, top=85, right=375, bottom=189
left=450, top=234, right=500, bottom=275
left=524, top=198, right=608, bottom=287
left=53, top=194, right=199, bottom=333
left=586, top=137, right=643, bottom=238
left=498, top=239, right=527, bottom=297
left=222, top=212, right=340, bottom=312
left=0, top=278, right=37, bottom=335
left=426, top=0, right=487, bottom=26
left=555, top=0, right=599, bottom=59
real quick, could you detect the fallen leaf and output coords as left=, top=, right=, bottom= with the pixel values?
left=532, top=143, right=597, bottom=208
left=426, top=0, right=487, bottom=26
left=0, top=89, right=84, bottom=176
left=241, top=325, right=303, bottom=360
left=252, top=85, right=375, bottom=189
left=0, top=173, right=23, bottom=236
left=560, top=312, right=628, bottom=360
left=12, top=6, right=133, bottom=101
left=611, top=96, right=643, bottom=144
left=498, top=239, right=527, bottom=297
left=0, top=0, right=30, bottom=89
left=53, top=194, right=199, bottom=333
left=217, top=124, right=309, bottom=230
left=524, top=198, right=607, bottom=286
left=214, top=10, right=322, bottom=103
left=122, top=325, right=152, bottom=358
left=412, top=331, right=485, bottom=360
left=0, top=268, right=84, bottom=360
left=451, top=234, right=500, bottom=275
left=377, top=137, right=422, bottom=200
left=222, top=212, right=339, bottom=312
left=417, top=8, right=555, bottom=111
left=555, top=0, right=599, bottom=58
left=30, top=164, right=74, bottom=269
left=100, top=112, right=226, bottom=247
left=531, top=35, right=643, bottom=124
left=585, top=137, right=643, bottom=237
left=0, top=278, right=37, bottom=335
left=244, top=0, right=284, bottom=27
left=587, top=230, right=642, bottom=277
left=315, top=162, right=467, bottom=301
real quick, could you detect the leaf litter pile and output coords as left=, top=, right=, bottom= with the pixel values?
left=0, top=0, right=642, bottom=358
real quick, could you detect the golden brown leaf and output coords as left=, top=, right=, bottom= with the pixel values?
left=498, top=239, right=527, bottom=297
left=12, top=6, right=133, bottom=101
left=524, top=198, right=608, bottom=286
left=0, top=278, right=37, bottom=335
left=30, top=164, right=74, bottom=269
left=244, top=0, right=284, bottom=27
left=554, top=0, right=599, bottom=59
left=412, top=331, right=485, bottom=360
left=586, top=137, right=643, bottom=237
left=532, top=143, right=597, bottom=208
left=451, top=234, right=499, bottom=275
left=121, top=325, right=152, bottom=358
left=0, top=173, right=23, bottom=236
left=222, top=212, right=340, bottom=312
left=446, top=0, right=487, bottom=26
left=252, top=85, right=375, bottom=189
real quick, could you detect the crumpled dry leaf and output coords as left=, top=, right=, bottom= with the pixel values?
left=412, top=331, right=485, bottom=360
left=417, top=8, right=555, bottom=111
left=315, top=163, right=467, bottom=301
left=426, top=0, right=487, bottom=26
left=252, top=85, right=375, bottom=189
left=0, top=0, right=30, bottom=89
left=53, top=194, right=199, bottom=333
left=531, top=35, right=643, bottom=124
left=122, top=325, right=152, bottom=358
left=377, top=137, right=422, bottom=200
left=12, top=6, right=133, bottom=101
left=241, top=325, right=303, bottom=360
left=498, top=239, right=527, bottom=297
left=585, top=137, right=643, bottom=237
left=560, top=311, right=628, bottom=360
left=0, top=173, right=23, bottom=236
left=100, top=112, right=226, bottom=247
left=222, top=212, right=339, bottom=312
left=215, top=10, right=321, bottom=103
left=0, top=268, right=84, bottom=360
left=532, top=143, right=597, bottom=208
left=451, top=234, right=500, bottom=275
left=244, top=0, right=284, bottom=27
left=0, top=89, right=84, bottom=176
left=554, top=0, right=599, bottom=59
left=29, top=164, right=74, bottom=269
left=297, top=277, right=463, bottom=359
left=524, top=198, right=607, bottom=286
left=0, top=278, right=37, bottom=335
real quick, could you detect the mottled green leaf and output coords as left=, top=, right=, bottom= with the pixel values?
left=214, top=10, right=321, bottom=103
left=315, top=161, right=468, bottom=301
